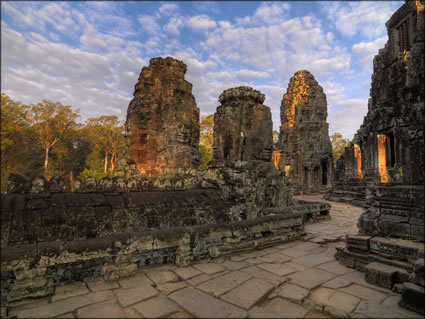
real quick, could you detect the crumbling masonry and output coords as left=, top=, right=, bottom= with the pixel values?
left=275, top=70, right=333, bottom=194
left=335, top=1, right=425, bottom=314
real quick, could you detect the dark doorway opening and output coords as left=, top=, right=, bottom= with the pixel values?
left=321, top=160, right=328, bottom=185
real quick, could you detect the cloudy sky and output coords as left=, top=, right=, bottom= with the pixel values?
left=1, top=1, right=403, bottom=139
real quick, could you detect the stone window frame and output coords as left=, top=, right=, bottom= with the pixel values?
left=392, top=14, right=413, bottom=55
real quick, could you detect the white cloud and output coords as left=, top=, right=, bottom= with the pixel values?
left=328, top=98, right=368, bottom=140
left=322, top=2, right=402, bottom=39
left=137, top=15, right=160, bottom=34
left=204, top=16, right=350, bottom=79
left=164, top=15, right=187, bottom=35
left=236, top=2, right=290, bottom=26
left=158, top=3, right=178, bottom=15
left=352, top=36, right=387, bottom=71
left=1, top=19, right=145, bottom=121
left=187, top=15, right=217, bottom=31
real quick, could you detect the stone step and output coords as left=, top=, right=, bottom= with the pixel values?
left=365, top=262, right=409, bottom=289
left=399, top=282, right=425, bottom=315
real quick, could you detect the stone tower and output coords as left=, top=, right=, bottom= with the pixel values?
left=276, top=70, right=333, bottom=193
left=124, top=57, right=200, bottom=176
left=212, top=87, right=273, bottom=163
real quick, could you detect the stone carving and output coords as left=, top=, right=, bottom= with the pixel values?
left=275, top=70, right=333, bottom=193
left=212, top=87, right=273, bottom=162
left=123, top=56, right=200, bottom=177
left=335, top=1, right=425, bottom=314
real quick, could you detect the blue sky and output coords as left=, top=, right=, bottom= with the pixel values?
left=1, top=1, right=403, bottom=139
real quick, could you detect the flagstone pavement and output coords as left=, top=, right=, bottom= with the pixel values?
left=6, top=195, right=422, bottom=318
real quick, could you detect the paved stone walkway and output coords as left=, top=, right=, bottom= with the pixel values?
left=7, top=195, right=422, bottom=318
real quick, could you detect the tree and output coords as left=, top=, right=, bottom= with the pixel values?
left=29, top=100, right=80, bottom=178
left=83, top=115, right=125, bottom=176
left=331, top=132, right=351, bottom=166
left=273, top=130, right=279, bottom=146
left=0, top=94, right=41, bottom=192
left=199, top=114, right=214, bottom=170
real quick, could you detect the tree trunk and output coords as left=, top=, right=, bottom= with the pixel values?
left=104, top=152, right=108, bottom=174
left=44, top=147, right=49, bottom=176
left=110, top=152, right=116, bottom=172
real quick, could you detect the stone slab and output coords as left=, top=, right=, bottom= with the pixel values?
left=278, top=283, right=309, bottom=304
left=198, top=271, right=251, bottom=297
left=16, top=290, right=115, bottom=318
left=77, top=300, right=126, bottom=318
left=51, top=281, right=89, bottom=302
left=221, top=260, right=249, bottom=271
left=279, top=247, right=310, bottom=258
left=316, top=261, right=353, bottom=275
left=173, top=266, right=202, bottom=280
left=157, top=281, right=187, bottom=295
left=169, top=287, right=248, bottom=318
left=257, top=263, right=297, bottom=277
left=339, top=284, right=388, bottom=303
left=354, top=299, right=422, bottom=318
left=310, top=287, right=360, bottom=313
left=145, top=270, right=179, bottom=284
left=262, top=298, right=308, bottom=318
left=240, top=266, right=285, bottom=287
left=260, top=253, right=291, bottom=263
left=322, top=277, right=351, bottom=289
left=133, top=295, right=180, bottom=318
left=187, top=274, right=212, bottom=286
left=115, top=284, right=158, bottom=307
left=193, top=263, right=226, bottom=275
left=221, top=278, right=274, bottom=310
left=291, top=253, right=334, bottom=267
left=84, top=277, right=119, bottom=292
left=118, top=273, right=153, bottom=289
left=287, top=268, right=336, bottom=289
left=293, top=242, right=321, bottom=251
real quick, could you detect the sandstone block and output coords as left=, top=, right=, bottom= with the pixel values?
left=169, top=287, right=248, bottom=318
left=220, top=278, right=274, bottom=310
left=133, top=295, right=180, bottom=318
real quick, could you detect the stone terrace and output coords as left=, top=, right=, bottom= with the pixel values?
left=5, top=196, right=421, bottom=319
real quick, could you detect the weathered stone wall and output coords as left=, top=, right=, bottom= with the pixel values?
left=335, top=2, right=425, bottom=314
left=276, top=70, right=333, bottom=193
left=1, top=201, right=304, bottom=302
left=212, top=87, right=273, bottom=162
left=357, top=184, right=424, bottom=241
left=0, top=190, right=229, bottom=247
left=123, top=57, right=200, bottom=177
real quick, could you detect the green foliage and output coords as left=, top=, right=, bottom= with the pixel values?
left=0, top=94, right=125, bottom=192
left=199, top=114, right=214, bottom=170
left=79, top=149, right=114, bottom=180
left=28, top=99, right=80, bottom=177
left=272, top=130, right=279, bottom=146
left=331, top=132, right=351, bottom=166
left=1, top=94, right=43, bottom=192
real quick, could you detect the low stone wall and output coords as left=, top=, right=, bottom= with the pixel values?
left=1, top=210, right=304, bottom=303
left=0, top=189, right=230, bottom=247
left=357, top=184, right=424, bottom=241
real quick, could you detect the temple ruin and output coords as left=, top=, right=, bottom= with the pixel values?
left=212, top=87, right=273, bottom=162
left=123, top=57, right=200, bottom=177
left=334, top=1, right=424, bottom=314
left=1, top=2, right=424, bottom=315
left=275, top=70, right=333, bottom=193
left=1, top=61, right=331, bottom=307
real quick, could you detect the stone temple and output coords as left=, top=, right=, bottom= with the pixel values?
left=212, top=86, right=273, bottom=162
left=124, top=57, right=200, bottom=177
left=334, top=1, right=425, bottom=314
left=275, top=70, right=333, bottom=193
left=1, top=1, right=424, bottom=317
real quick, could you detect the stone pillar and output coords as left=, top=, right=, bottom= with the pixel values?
left=124, top=57, right=200, bottom=177
left=212, top=87, right=273, bottom=163
left=277, top=70, right=333, bottom=193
